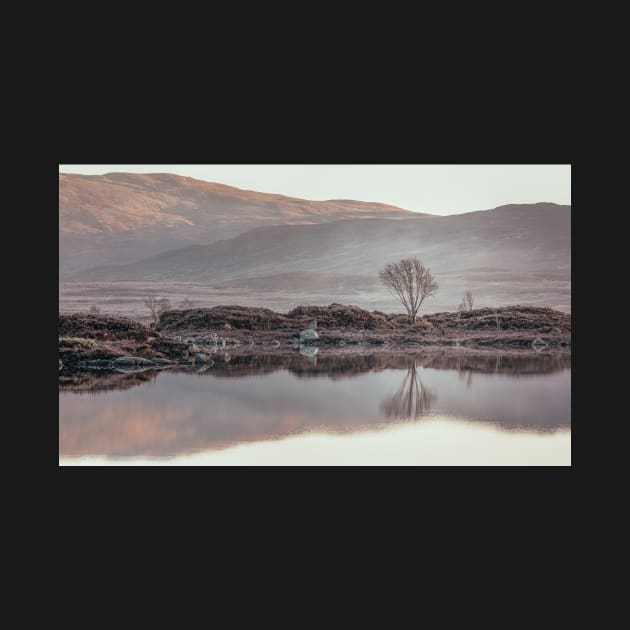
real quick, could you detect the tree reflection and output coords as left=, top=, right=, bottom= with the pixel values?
left=457, top=369, right=473, bottom=388
left=380, top=362, right=436, bottom=420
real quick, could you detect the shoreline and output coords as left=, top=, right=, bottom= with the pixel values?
left=59, top=303, right=571, bottom=373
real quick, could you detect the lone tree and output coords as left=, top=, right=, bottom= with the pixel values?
left=459, top=290, right=474, bottom=313
left=379, top=257, right=439, bottom=324
left=143, top=296, right=172, bottom=324
left=463, top=290, right=474, bottom=311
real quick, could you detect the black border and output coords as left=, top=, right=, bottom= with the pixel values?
left=50, top=105, right=575, bottom=528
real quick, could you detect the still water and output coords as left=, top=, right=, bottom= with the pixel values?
left=59, top=350, right=571, bottom=466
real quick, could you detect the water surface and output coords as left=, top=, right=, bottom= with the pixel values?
left=59, top=349, right=571, bottom=466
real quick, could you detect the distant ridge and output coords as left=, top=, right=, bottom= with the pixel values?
left=60, top=172, right=420, bottom=274
left=74, top=202, right=570, bottom=284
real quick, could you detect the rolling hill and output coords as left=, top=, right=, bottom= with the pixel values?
left=70, top=202, right=570, bottom=312
left=60, top=172, right=418, bottom=274
left=74, top=203, right=570, bottom=281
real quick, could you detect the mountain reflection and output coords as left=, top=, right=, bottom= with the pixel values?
left=59, top=369, right=160, bottom=394
left=59, top=348, right=570, bottom=458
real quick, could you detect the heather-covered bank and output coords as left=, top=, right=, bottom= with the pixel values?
left=58, top=304, right=571, bottom=372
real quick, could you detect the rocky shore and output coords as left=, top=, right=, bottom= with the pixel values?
left=58, top=304, right=571, bottom=373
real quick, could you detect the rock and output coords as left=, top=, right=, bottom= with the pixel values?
left=224, top=323, right=232, bottom=330
left=80, top=359, right=115, bottom=370
left=531, top=337, right=548, bottom=352
left=338, top=340, right=346, bottom=347
left=550, top=327, right=562, bottom=335
left=188, top=343, right=201, bottom=353
left=299, top=329, right=319, bottom=343
left=270, top=340, right=281, bottom=347
left=299, top=345, right=318, bottom=358
left=193, top=354, right=208, bottom=364
left=531, top=337, right=548, bottom=347
left=59, top=359, right=63, bottom=371
left=308, top=320, right=317, bottom=331
left=113, top=356, right=156, bottom=369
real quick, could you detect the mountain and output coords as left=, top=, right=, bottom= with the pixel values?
left=59, top=172, right=418, bottom=274
left=75, top=203, right=570, bottom=281
left=71, top=203, right=571, bottom=311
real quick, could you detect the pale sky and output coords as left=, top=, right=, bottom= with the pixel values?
left=58, top=164, right=571, bottom=215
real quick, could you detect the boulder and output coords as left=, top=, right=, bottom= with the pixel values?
left=80, top=359, right=116, bottom=370
left=531, top=337, right=548, bottom=351
left=113, top=356, right=156, bottom=369
left=299, top=329, right=319, bottom=343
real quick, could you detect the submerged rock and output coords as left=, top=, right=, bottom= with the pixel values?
left=81, top=359, right=115, bottom=370
left=152, top=358, right=173, bottom=365
left=113, top=356, right=156, bottom=369
left=531, top=337, right=548, bottom=349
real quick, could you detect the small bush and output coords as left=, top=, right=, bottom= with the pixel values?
left=59, top=337, right=98, bottom=349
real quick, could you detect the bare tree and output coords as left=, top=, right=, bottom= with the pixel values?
left=379, top=258, right=438, bottom=324
left=158, top=298, right=171, bottom=314
left=179, top=298, right=194, bottom=310
left=464, top=290, right=474, bottom=311
left=143, top=296, right=172, bottom=324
